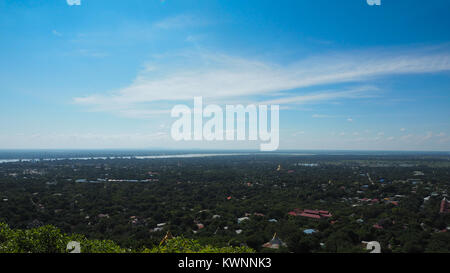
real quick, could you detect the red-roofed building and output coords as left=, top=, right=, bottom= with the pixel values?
left=440, top=198, right=450, bottom=214
left=288, top=208, right=332, bottom=219
left=373, top=224, right=383, bottom=229
left=300, top=212, right=321, bottom=219
left=303, top=209, right=320, bottom=214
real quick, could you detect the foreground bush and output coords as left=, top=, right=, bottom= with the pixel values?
left=143, top=236, right=255, bottom=253
left=0, top=223, right=254, bottom=253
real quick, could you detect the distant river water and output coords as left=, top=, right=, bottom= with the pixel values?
left=0, top=152, right=317, bottom=164
left=0, top=153, right=251, bottom=164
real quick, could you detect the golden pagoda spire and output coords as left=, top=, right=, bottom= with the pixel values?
left=159, top=230, right=173, bottom=246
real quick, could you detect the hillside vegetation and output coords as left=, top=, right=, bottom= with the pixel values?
left=0, top=223, right=254, bottom=253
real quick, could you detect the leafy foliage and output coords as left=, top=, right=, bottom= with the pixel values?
left=143, top=236, right=254, bottom=253
left=0, top=223, right=253, bottom=253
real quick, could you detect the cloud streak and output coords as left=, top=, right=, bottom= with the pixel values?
left=74, top=45, right=450, bottom=118
left=154, top=14, right=209, bottom=29
left=67, top=0, right=81, bottom=6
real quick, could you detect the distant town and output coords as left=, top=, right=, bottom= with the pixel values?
left=0, top=151, right=448, bottom=253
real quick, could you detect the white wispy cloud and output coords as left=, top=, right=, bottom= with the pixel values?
left=401, top=134, right=413, bottom=141
left=77, top=49, right=109, bottom=58
left=311, top=114, right=359, bottom=120
left=261, top=86, right=377, bottom=105
left=0, top=132, right=169, bottom=149
left=423, top=131, right=433, bottom=141
left=292, top=131, right=305, bottom=136
left=312, top=114, right=337, bottom=118
left=154, top=14, right=208, bottom=29
left=74, top=45, right=450, bottom=118
left=52, top=30, right=62, bottom=37
left=67, top=0, right=81, bottom=6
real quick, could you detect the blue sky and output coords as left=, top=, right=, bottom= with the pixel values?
left=0, top=0, right=449, bottom=150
